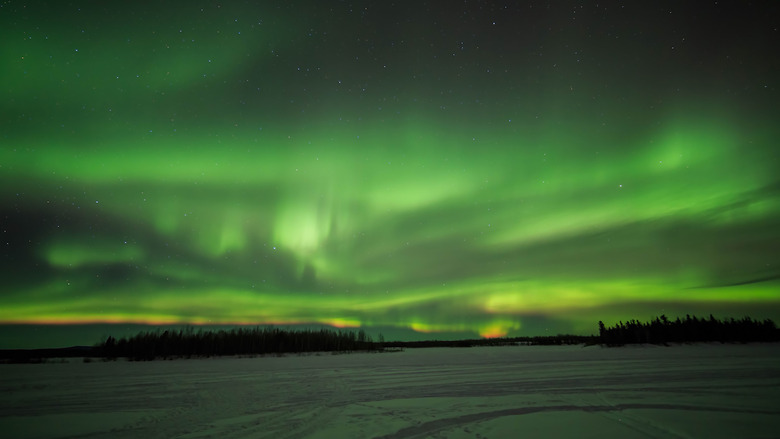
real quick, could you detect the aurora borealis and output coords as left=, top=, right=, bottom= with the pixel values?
left=1, top=2, right=779, bottom=348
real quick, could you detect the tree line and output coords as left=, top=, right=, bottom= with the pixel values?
left=97, top=326, right=385, bottom=360
left=598, top=314, right=779, bottom=346
left=3, top=315, right=779, bottom=363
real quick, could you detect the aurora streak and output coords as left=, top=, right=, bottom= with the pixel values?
left=1, top=1, right=778, bottom=347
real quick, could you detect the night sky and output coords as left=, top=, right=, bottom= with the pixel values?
left=2, top=1, right=779, bottom=348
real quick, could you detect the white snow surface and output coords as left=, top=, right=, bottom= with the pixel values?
left=1, top=343, right=779, bottom=438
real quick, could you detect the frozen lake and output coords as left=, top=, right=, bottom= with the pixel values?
left=2, top=344, right=779, bottom=438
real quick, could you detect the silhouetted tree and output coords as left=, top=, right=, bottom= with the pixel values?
left=597, top=315, right=779, bottom=346
left=93, top=327, right=388, bottom=360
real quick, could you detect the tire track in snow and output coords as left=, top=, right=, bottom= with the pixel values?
left=373, top=403, right=780, bottom=439
left=272, top=370, right=352, bottom=439
left=577, top=393, right=689, bottom=439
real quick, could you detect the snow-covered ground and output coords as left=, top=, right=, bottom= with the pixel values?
left=1, top=343, right=779, bottom=438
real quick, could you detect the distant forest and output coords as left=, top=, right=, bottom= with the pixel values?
left=599, top=314, right=779, bottom=346
left=88, top=315, right=780, bottom=358
left=1, top=315, right=778, bottom=362
left=98, top=326, right=384, bottom=361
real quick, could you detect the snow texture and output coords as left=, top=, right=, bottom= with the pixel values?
left=1, top=344, right=779, bottom=438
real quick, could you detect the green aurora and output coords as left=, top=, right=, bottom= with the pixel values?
left=1, top=2, right=779, bottom=347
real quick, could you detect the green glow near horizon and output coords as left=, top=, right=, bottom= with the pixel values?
left=1, top=3, right=778, bottom=342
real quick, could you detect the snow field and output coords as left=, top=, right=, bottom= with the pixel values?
left=1, top=343, right=779, bottom=438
